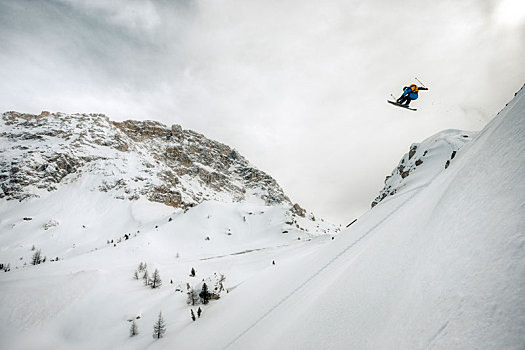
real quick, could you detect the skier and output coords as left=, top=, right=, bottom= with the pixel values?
left=396, top=84, right=428, bottom=106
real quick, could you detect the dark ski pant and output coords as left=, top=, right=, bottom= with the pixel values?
left=397, top=95, right=412, bottom=106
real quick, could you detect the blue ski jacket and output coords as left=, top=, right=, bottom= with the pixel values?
left=402, top=87, right=419, bottom=100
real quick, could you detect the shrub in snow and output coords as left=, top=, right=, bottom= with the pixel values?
left=133, top=270, right=139, bottom=280
left=152, top=312, right=166, bottom=339
left=43, top=220, right=59, bottom=230
left=190, top=267, right=196, bottom=277
left=191, top=309, right=196, bottom=321
left=197, top=307, right=202, bottom=318
left=187, top=286, right=200, bottom=306
left=149, top=269, right=162, bottom=289
left=129, top=320, right=139, bottom=337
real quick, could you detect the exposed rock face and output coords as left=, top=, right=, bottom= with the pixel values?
left=291, top=203, right=306, bottom=217
left=371, top=129, right=476, bottom=208
left=0, top=111, right=291, bottom=209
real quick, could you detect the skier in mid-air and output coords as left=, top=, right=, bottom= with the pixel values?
left=395, top=84, right=428, bottom=107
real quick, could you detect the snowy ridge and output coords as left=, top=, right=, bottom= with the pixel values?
left=372, top=129, right=476, bottom=207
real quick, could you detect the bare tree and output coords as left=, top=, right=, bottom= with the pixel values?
left=129, top=320, right=139, bottom=337
left=143, top=270, right=150, bottom=286
left=149, top=269, right=162, bottom=289
left=152, top=312, right=166, bottom=339
left=31, top=249, right=42, bottom=265
left=187, top=287, right=200, bottom=306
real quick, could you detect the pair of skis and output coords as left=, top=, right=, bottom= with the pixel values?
left=388, top=98, right=417, bottom=111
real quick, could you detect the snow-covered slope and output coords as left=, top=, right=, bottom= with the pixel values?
left=1, top=84, right=523, bottom=350
left=184, top=86, right=523, bottom=350
left=0, top=111, right=339, bottom=350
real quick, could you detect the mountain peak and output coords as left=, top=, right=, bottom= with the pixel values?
left=1, top=111, right=291, bottom=208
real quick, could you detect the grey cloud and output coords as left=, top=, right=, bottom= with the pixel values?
left=1, top=0, right=524, bottom=223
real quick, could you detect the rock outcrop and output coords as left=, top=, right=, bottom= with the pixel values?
left=371, top=129, right=476, bottom=208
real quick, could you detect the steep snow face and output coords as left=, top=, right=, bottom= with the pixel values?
left=372, top=129, right=476, bottom=207
left=0, top=112, right=290, bottom=207
left=202, top=86, right=525, bottom=350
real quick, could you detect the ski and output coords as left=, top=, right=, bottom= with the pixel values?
left=387, top=100, right=417, bottom=111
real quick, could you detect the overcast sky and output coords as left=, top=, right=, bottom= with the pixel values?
left=1, top=0, right=524, bottom=224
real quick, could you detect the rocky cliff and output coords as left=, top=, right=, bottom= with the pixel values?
left=0, top=111, right=292, bottom=209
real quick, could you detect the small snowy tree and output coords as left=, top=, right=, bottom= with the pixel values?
left=190, top=267, right=196, bottom=277
left=143, top=270, right=150, bottom=286
left=129, top=320, right=139, bottom=337
left=199, top=283, right=210, bottom=305
left=197, top=307, right=202, bottom=318
left=191, top=309, right=196, bottom=321
left=152, top=312, right=166, bottom=339
left=31, top=249, right=42, bottom=265
left=149, top=269, right=162, bottom=289
left=133, top=270, right=139, bottom=280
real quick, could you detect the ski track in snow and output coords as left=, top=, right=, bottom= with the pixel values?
left=222, top=182, right=432, bottom=349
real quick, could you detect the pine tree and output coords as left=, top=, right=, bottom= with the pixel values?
left=143, top=270, right=150, bottom=286
left=31, top=249, right=42, bottom=265
left=197, top=307, right=202, bottom=318
left=149, top=269, right=162, bottom=289
left=199, top=283, right=210, bottom=305
left=129, top=320, right=139, bottom=337
left=191, top=309, right=196, bottom=321
left=152, top=312, right=166, bottom=339
left=190, top=267, right=196, bottom=277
